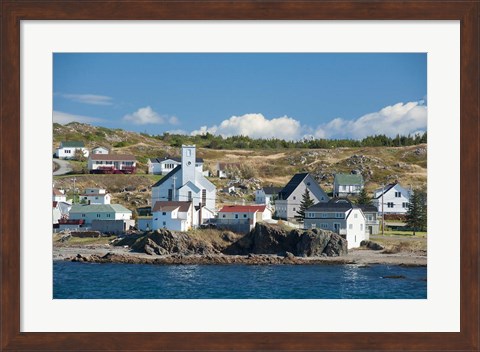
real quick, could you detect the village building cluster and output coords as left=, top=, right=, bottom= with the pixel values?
left=54, top=142, right=415, bottom=249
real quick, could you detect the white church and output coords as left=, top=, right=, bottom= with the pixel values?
left=150, top=145, right=216, bottom=228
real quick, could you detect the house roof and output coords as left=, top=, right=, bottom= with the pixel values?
left=374, top=182, right=398, bottom=199
left=334, top=173, right=364, bottom=185
left=149, top=156, right=204, bottom=163
left=307, top=198, right=356, bottom=212
left=90, top=154, right=136, bottom=161
left=359, top=204, right=378, bottom=213
left=152, top=165, right=181, bottom=187
left=60, top=141, right=84, bottom=148
left=152, top=201, right=192, bottom=213
left=69, top=204, right=132, bottom=214
left=278, top=173, right=309, bottom=200
left=262, top=186, right=283, bottom=195
left=93, top=146, right=109, bottom=151
left=219, top=205, right=267, bottom=213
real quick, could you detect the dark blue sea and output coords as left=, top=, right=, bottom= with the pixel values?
left=53, top=261, right=427, bottom=299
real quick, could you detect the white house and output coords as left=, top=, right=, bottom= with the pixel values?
left=69, top=204, right=132, bottom=226
left=88, top=154, right=137, bottom=174
left=333, top=173, right=364, bottom=197
left=52, top=188, right=67, bottom=203
left=304, top=198, right=368, bottom=249
left=372, top=182, right=411, bottom=214
left=148, top=156, right=205, bottom=175
left=276, top=173, right=329, bottom=220
left=151, top=145, right=216, bottom=223
left=152, top=201, right=194, bottom=231
left=255, top=186, right=282, bottom=206
left=80, top=188, right=111, bottom=204
left=56, top=141, right=89, bottom=159
left=92, top=146, right=109, bottom=155
left=53, top=201, right=72, bottom=225
left=217, top=205, right=272, bottom=232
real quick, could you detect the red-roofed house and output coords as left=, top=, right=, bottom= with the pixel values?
left=217, top=205, right=272, bottom=233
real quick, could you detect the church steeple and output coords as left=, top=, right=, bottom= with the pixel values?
left=181, top=145, right=196, bottom=184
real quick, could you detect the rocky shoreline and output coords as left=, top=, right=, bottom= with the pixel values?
left=54, top=246, right=426, bottom=267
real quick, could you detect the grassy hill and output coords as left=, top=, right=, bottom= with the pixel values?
left=53, top=123, right=427, bottom=209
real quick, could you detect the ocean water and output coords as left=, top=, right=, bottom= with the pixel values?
left=53, top=261, right=427, bottom=299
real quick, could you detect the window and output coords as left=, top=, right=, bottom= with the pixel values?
left=107, top=214, right=111, bottom=218
left=202, top=189, right=206, bottom=205
left=162, top=212, right=166, bottom=216
left=188, top=191, right=192, bottom=202
left=360, top=224, right=363, bottom=231
left=354, top=213, right=358, bottom=218
left=162, top=221, right=166, bottom=226
left=349, top=224, right=353, bottom=229
left=320, top=223, right=329, bottom=229
left=82, top=214, right=85, bottom=218
left=95, top=196, right=98, bottom=199
left=335, top=213, right=344, bottom=218
left=96, top=214, right=100, bottom=218
left=395, top=191, right=401, bottom=197
left=243, top=214, right=247, bottom=218
left=293, top=196, right=296, bottom=200
left=235, top=214, right=239, bottom=219
left=222, top=214, right=226, bottom=218
left=293, top=207, right=296, bottom=211
left=403, top=202, right=409, bottom=208
left=310, top=223, right=316, bottom=229
left=168, top=189, right=173, bottom=201
left=186, top=149, right=191, bottom=157
left=321, top=213, right=328, bottom=218
left=387, top=202, right=394, bottom=208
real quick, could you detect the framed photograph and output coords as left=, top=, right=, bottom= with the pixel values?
left=1, top=1, right=478, bottom=351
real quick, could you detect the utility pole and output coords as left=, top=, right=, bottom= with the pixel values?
left=71, top=177, right=76, bottom=204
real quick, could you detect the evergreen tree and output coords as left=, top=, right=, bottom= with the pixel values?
left=295, top=189, right=315, bottom=222
left=406, top=189, right=427, bottom=235
left=356, top=188, right=372, bottom=206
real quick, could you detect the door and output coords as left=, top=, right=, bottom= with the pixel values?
left=369, top=226, right=373, bottom=235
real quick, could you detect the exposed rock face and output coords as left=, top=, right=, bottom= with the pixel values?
left=225, top=223, right=348, bottom=257
left=116, top=229, right=219, bottom=256
left=360, top=240, right=384, bottom=251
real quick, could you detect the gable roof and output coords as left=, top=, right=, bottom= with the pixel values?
left=152, top=201, right=192, bottom=213
left=152, top=165, right=181, bottom=188
left=93, top=146, right=109, bottom=151
left=374, top=182, right=398, bottom=199
left=334, top=173, right=364, bottom=185
left=219, top=205, right=267, bottom=213
left=69, top=204, right=132, bottom=214
left=60, top=141, right=84, bottom=148
left=262, top=186, right=283, bottom=195
left=278, top=173, right=309, bottom=200
left=359, top=204, right=378, bottom=213
left=149, top=156, right=204, bottom=164
left=307, top=198, right=356, bottom=212
left=90, top=154, right=136, bottom=161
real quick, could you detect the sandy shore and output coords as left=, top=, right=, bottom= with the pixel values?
left=53, top=244, right=427, bottom=266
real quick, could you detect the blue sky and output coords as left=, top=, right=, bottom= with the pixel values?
left=53, top=53, right=427, bottom=140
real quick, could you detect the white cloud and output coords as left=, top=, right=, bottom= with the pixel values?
left=59, top=93, right=113, bottom=106
left=53, top=111, right=105, bottom=124
left=166, top=129, right=189, bottom=135
left=123, top=106, right=164, bottom=125
left=314, top=102, right=427, bottom=139
left=191, top=113, right=303, bottom=140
